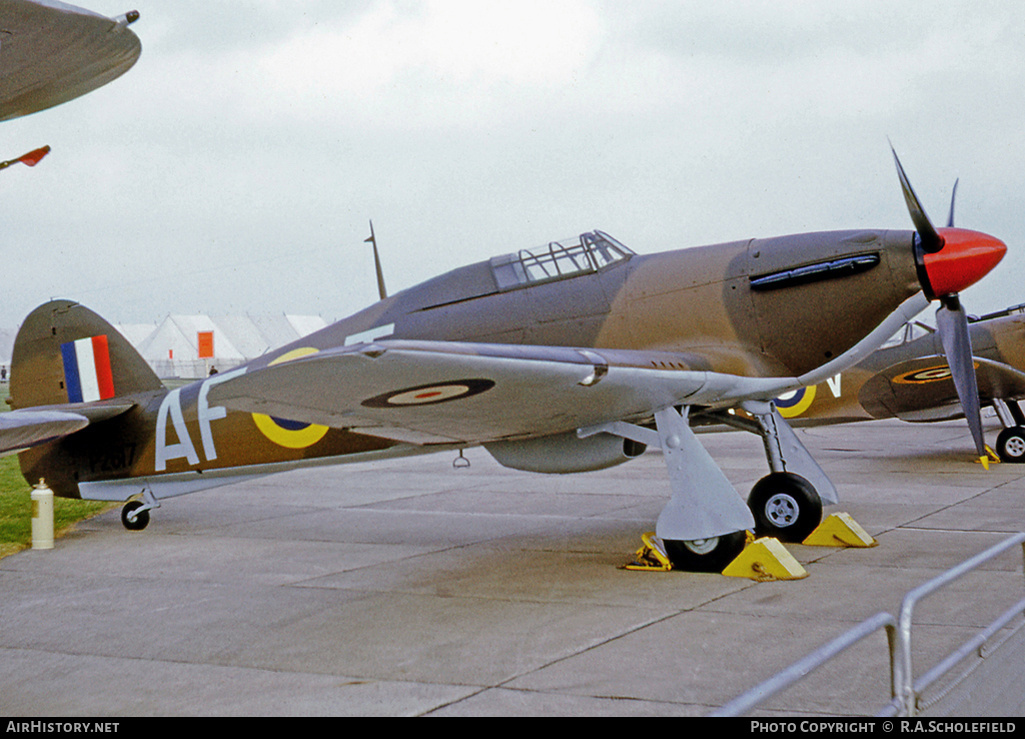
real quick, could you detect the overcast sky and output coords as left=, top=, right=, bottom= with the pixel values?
left=3, top=1, right=1025, bottom=328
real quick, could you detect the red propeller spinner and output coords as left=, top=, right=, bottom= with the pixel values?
left=920, top=227, right=1007, bottom=299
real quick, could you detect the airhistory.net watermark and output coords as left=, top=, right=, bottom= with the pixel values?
left=6, top=723, right=119, bottom=734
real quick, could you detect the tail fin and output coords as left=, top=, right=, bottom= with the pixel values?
left=10, top=300, right=162, bottom=410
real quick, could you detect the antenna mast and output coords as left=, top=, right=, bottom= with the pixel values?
left=364, top=220, right=388, bottom=301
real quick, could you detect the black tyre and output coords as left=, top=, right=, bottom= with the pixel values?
left=747, top=472, right=822, bottom=543
left=996, top=427, right=1025, bottom=463
left=121, top=500, right=150, bottom=531
left=663, top=531, right=748, bottom=572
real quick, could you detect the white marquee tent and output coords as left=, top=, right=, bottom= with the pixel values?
left=130, top=313, right=328, bottom=379
left=0, top=313, right=327, bottom=384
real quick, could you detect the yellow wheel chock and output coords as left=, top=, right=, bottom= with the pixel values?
left=624, top=513, right=878, bottom=578
left=621, top=532, right=673, bottom=571
left=801, top=512, right=877, bottom=548
left=721, top=536, right=808, bottom=581
left=623, top=531, right=807, bottom=582
left=976, top=445, right=1000, bottom=469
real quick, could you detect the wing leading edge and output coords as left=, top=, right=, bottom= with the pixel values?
left=207, top=340, right=803, bottom=445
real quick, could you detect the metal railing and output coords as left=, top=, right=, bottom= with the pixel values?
left=711, top=611, right=903, bottom=716
left=712, top=532, right=1025, bottom=717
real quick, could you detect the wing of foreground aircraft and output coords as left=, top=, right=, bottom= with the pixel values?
left=0, top=0, right=141, bottom=121
left=206, top=341, right=790, bottom=445
left=5, top=152, right=1008, bottom=572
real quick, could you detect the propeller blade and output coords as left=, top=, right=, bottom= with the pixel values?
left=936, top=296, right=986, bottom=457
left=891, top=145, right=945, bottom=253
left=946, top=178, right=959, bottom=228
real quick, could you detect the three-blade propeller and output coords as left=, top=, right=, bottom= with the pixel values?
left=891, top=148, right=987, bottom=458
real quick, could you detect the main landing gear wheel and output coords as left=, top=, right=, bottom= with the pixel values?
left=747, top=472, right=822, bottom=543
left=121, top=500, right=150, bottom=531
left=663, top=531, right=748, bottom=572
left=996, top=427, right=1025, bottom=463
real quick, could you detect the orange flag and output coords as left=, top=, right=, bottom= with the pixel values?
left=0, top=145, right=51, bottom=169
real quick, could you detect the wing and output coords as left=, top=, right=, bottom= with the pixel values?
left=0, top=1, right=141, bottom=121
left=207, top=340, right=797, bottom=445
left=858, top=355, right=1025, bottom=422
left=0, top=400, right=135, bottom=455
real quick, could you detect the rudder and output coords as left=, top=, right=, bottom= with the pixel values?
left=10, top=299, right=163, bottom=410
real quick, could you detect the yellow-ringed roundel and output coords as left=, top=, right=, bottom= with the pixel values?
left=775, top=385, right=816, bottom=418
left=251, top=347, right=330, bottom=449
left=891, top=363, right=976, bottom=385
left=252, top=413, right=330, bottom=449
left=363, top=379, right=495, bottom=408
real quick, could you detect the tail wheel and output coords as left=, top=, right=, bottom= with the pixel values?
left=663, top=531, right=747, bottom=572
left=996, top=427, right=1025, bottom=463
left=747, top=472, right=822, bottom=543
left=121, top=500, right=150, bottom=531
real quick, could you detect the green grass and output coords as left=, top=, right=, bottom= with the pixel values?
left=0, top=384, right=113, bottom=558
left=0, top=456, right=112, bottom=558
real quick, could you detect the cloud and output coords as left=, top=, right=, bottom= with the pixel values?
left=4, top=1, right=1025, bottom=323
left=213, top=0, right=604, bottom=129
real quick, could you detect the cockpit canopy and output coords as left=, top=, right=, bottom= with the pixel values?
left=490, top=230, right=634, bottom=291
left=879, top=320, right=935, bottom=349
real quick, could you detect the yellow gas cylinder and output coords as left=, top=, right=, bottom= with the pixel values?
left=31, top=479, right=54, bottom=550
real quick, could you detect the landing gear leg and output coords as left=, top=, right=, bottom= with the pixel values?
left=1009, top=400, right=1025, bottom=428
left=648, top=406, right=755, bottom=570
left=580, top=407, right=755, bottom=572
left=719, top=401, right=834, bottom=542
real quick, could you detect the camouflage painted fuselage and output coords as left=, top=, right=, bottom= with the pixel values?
left=12, top=228, right=928, bottom=498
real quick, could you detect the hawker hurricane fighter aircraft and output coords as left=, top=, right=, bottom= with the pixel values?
left=1, top=153, right=1008, bottom=571
left=0, top=0, right=141, bottom=121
